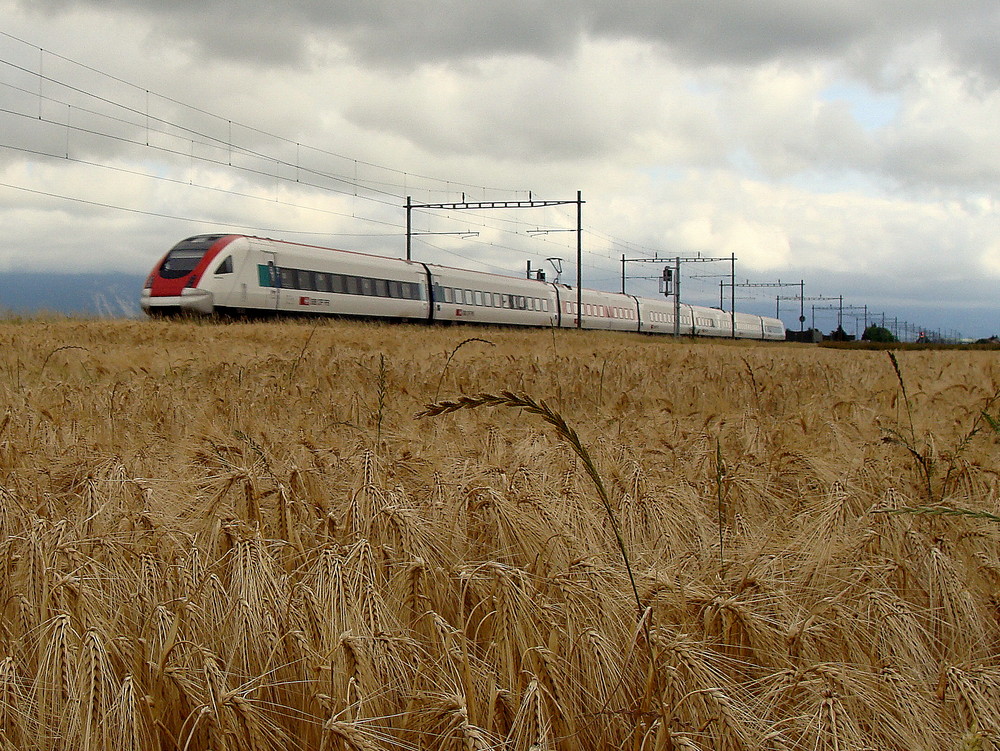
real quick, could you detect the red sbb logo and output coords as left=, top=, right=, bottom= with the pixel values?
left=299, top=296, right=330, bottom=307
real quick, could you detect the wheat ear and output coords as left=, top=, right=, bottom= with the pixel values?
left=417, top=391, right=643, bottom=616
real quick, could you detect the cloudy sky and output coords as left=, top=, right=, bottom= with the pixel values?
left=2, top=1, right=999, bottom=337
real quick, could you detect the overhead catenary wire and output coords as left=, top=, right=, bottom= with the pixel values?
left=0, top=30, right=698, bottom=291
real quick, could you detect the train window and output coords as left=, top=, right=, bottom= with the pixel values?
left=159, top=236, right=223, bottom=279
left=463, top=290, right=472, bottom=305
left=331, top=275, right=344, bottom=294
left=344, top=276, right=358, bottom=295
left=444, top=287, right=453, bottom=303
left=375, top=279, right=389, bottom=297
left=541, top=300, right=548, bottom=312
left=388, top=281, right=401, bottom=298
left=474, top=291, right=483, bottom=306
left=360, top=278, right=373, bottom=296
left=500, top=294, right=509, bottom=309
left=316, top=273, right=330, bottom=293
left=214, top=256, right=233, bottom=274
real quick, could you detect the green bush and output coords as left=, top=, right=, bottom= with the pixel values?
left=862, top=324, right=897, bottom=342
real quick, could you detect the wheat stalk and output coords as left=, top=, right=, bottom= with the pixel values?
left=874, top=504, right=1000, bottom=524
left=417, top=391, right=643, bottom=617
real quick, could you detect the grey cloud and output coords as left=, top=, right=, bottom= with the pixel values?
left=16, top=0, right=1000, bottom=81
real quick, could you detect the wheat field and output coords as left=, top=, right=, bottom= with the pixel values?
left=0, top=317, right=998, bottom=750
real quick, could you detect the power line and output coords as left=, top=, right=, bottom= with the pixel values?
left=0, top=30, right=696, bottom=284
left=0, top=29, right=524, bottom=199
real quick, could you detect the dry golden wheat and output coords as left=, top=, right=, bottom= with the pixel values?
left=0, top=319, right=996, bottom=749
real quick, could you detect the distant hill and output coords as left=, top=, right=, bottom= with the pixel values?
left=0, top=273, right=146, bottom=317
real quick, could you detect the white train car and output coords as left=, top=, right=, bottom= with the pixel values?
left=427, top=265, right=556, bottom=327
left=142, top=234, right=431, bottom=320
left=760, top=316, right=787, bottom=341
left=733, top=311, right=787, bottom=340
left=635, top=296, right=696, bottom=335
left=692, top=306, right=732, bottom=338
left=556, top=287, right=640, bottom=332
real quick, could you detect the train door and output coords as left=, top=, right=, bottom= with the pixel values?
left=248, top=248, right=280, bottom=311
left=264, top=254, right=280, bottom=311
left=237, top=240, right=279, bottom=311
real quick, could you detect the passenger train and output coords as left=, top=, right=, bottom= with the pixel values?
left=141, top=234, right=787, bottom=340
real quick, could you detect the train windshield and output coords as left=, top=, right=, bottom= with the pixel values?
left=159, top=235, right=225, bottom=279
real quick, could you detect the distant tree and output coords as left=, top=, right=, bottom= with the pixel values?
left=826, top=326, right=854, bottom=342
left=862, top=325, right=897, bottom=343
